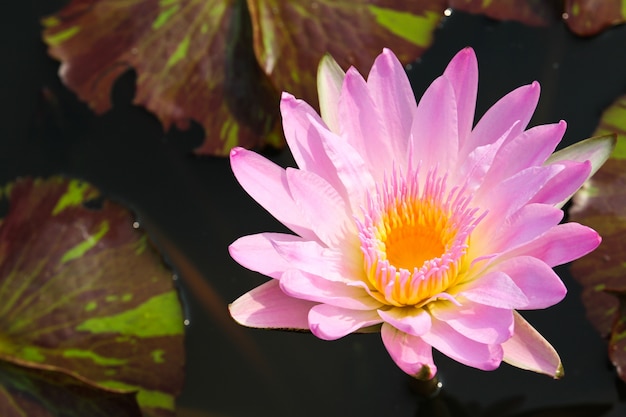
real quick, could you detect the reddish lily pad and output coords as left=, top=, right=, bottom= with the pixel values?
left=0, top=358, right=142, bottom=417
left=449, top=0, right=560, bottom=26
left=569, top=96, right=626, bottom=381
left=564, top=0, right=626, bottom=36
left=0, top=177, right=185, bottom=417
left=42, top=0, right=445, bottom=156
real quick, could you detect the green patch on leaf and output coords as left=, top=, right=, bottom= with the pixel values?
left=62, top=349, right=127, bottom=366
left=367, top=7, right=439, bottom=47
left=61, top=220, right=109, bottom=263
left=76, top=292, right=184, bottom=337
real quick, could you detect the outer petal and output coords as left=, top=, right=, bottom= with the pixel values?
left=280, top=93, right=344, bottom=194
left=485, top=121, right=566, bottom=183
left=313, top=115, right=376, bottom=211
left=230, top=280, right=316, bottom=330
left=429, top=301, right=514, bottom=344
left=381, top=323, right=436, bottom=379
left=286, top=167, right=356, bottom=247
left=229, top=233, right=301, bottom=279
left=472, top=203, right=563, bottom=256
left=475, top=164, right=564, bottom=220
left=271, top=238, right=362, bottom=284
left=367, top=48, right=414, bottom=162
left=308, top=304, right=382, bottom=340
left=443, top=47, right=478, bottom=148
left=317, top=53, right=345, bottom=133
left=422, top=320, right=503, bottom=371
left=464, top=82, right=540, bottom=157
left=547, top=134, right=615, bottom=178
left=411, top=75, right=459, bottom=172
left=456, top=270, right=528, bottom=309
left=230, top=147, right=316, bottom=241
left=495, top=256, right=566, bottom=309
left=530, top=160, right=591, bottom=206
left=502, top=312, right=563, bottom=378
left=338, top=67, right=392, bottom=180
left=503, top=222, right=601, bottom=267
left=378, top=307, right=431, bottom=337
left=280, top=269, right=383, bottom=310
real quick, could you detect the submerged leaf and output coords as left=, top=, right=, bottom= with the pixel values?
left=0, top=358, right=142, bottom=417
left=42, top=0, right=445, bottom=156
left=0, top=177, right=185, bottom=417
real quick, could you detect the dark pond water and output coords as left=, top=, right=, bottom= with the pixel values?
left=2, top=3, right=626, bottom=417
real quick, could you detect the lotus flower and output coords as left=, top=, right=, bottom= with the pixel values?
left=228, top=47, right=613, bottom=379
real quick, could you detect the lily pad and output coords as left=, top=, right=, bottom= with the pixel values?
left=0, top=358, right=142, bottom=417
left=0, top=177, right=185, bottom=417
left=449, top=0, right=561, bottom=27
left=564, top=0, right=626, bottom=36
left=42, top=0, right=445, bottom=156
left=569, top=95, right=626, bottom=381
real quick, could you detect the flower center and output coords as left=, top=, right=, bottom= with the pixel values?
left=357, top=168, right=482, bottom=307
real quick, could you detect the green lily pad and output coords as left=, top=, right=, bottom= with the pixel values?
left=569, top=95, right=626, bottom=381
left=42, top=0, right=444, bottom=156
left=0, top=358, right=142, bottom=417
left=0, top=177, right=185, bottom=417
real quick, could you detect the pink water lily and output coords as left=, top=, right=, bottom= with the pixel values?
left=228, top=47, right=613, bottom=379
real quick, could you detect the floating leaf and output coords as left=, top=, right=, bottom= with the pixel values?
left=0, top=177, right=185, bottom=417
left=0, top=358, right=142, bottom=417
left=564, top=0, right=626, bottom=36
left=248, top=0, right=443, bottom=109
left=449, top=0, right=560, bottom=27
left=570, top=96, right=626, bottom=381
left=42, top=0, right=445, bottom=156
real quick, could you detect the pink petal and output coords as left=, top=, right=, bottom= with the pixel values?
left=502, top=311, right=563, bottom=378
left=338, top=67, right=392, bottom=180
left=286, top=168, right=356, bottom=247
left=230, top=147, right=316, bottom=241
left=456, top=121, right=516, bottom=190
left=485, top=121, right=566, bottom=183
left=317, top=54, right=345, bottom=133
left=530, top=160, right=591, bottom=206
left=411, top=75, right=459, bottom=172
left=422, top=319, right=503, bottom=371
left=443, top=47, right=478, bottom=148
left=308, top=304, right=382, bottom=340
left=546, top=134, right=615, bottom=179
left=463, top=82, right=540, bottom=158
left=429, top=301, right=514, bottom=344
left=378, top=307, right=431, bottom=337
left=313, top=115, right=376, bottom=211
left=367, top=48, right=414, bottom=162
left=472, top=203, right=563, bottom=256
left=381, top=323, right=436, bottom=379
left=229, top=280, right=316, bottom=330
left=280, top=269, right=383, bottom=310
left=495, top=256, right=566, bottom=309
left=229, top=233, right=302, bottom=279
left=456, top=270, right=529, bottom=309
left=270, top=238, right=362, bottom=284
left=280, top=93, right=344, bottom=193
left=475, top=164, right=564, bottom=220
left=503, top=222, right=601, bottom=267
